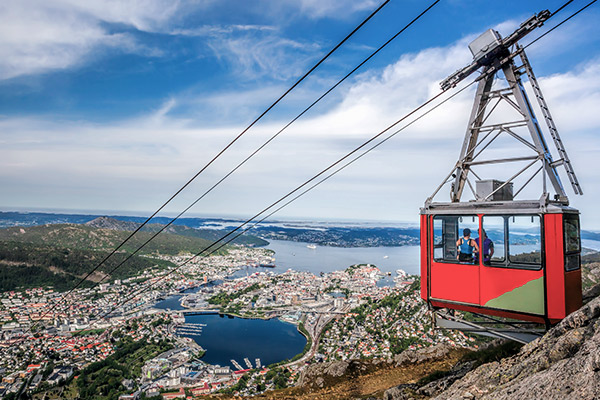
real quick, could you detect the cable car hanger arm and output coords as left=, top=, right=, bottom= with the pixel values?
left=440, top=10, right=551, bottom=91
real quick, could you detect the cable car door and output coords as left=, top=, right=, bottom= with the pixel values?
left=479, top=215, right=545, bottom=317
left=429, top=215, right=480, bottom=305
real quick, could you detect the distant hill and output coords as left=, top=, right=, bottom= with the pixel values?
left=85, top=216, right=140, bottom=231
left=4, top=210, right=598, bottom=248
left=251, top=225, right=420, bottom=247
left=0, top=221, right=253, bottom=291
left=84, top=216, right=268, bottom=247
left=0, top=241, right=174, bottom=292
left=0, top=221, right=266, bottom=255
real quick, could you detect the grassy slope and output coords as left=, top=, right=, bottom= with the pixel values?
left=0, top=223, right=229, bottom=291
left=0, top=241, right=175, bottom=291
left=0, top=224, right=220, bottom=256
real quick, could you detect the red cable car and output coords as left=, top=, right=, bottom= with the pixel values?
left=420, top=11, right=583, bottom=334
left=420, top=202, right=582, bottom=326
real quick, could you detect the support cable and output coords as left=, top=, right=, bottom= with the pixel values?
left=87, top=0, right=442, bottom=290
left=27, top=0, right=394, bottom=324
left=30, top=0, right=442, bottom=329
left=525, top=0, right=597, bottom=49
left=95, top=0, right=595, bottom=321
left=27, top=0, right=593, bottom=338
left=90, top=0, right=441, bottom=292
left=92, top=81, right=474, bottom=327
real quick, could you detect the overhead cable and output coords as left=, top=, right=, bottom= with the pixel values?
left=28, top=0, right=394, bottom=326
left=87, top=0, right=598, bottom=324
left=30, top=0, right=442, bottom=331
left=85, top=0, right=442, bottom=294
left=91, top=82, right=471, bottom=325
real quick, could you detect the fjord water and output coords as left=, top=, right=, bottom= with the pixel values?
left=265, top=240, right=420, bottom=275
left=156, top=241, right=419, bottom=368
left=181, top=314, right=306, bottom=368
left=153, top=298, right=306, bottom=368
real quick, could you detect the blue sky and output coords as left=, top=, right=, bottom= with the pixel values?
left=1, top=0, right=599, bottom=228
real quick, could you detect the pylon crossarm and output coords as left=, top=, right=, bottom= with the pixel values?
left=467, top=155, right=538, bottom=166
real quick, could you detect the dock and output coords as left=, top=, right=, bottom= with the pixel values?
left=175, top=323, right=204, bottom=335
left=231, top=359, right=243, bottom=371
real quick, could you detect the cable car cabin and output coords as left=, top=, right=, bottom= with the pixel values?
left=418, top=12, right=584, bottom=330
left=420, top=200, right=582, bottom=326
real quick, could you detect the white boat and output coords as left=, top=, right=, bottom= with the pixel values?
left=307, top=244, right=317, bottom=249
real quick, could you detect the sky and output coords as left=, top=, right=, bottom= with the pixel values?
left=1, top=0, right=599, bottom=228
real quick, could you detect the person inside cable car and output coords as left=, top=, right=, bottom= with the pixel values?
left=456, top=228, right=479, bottom=263
left=475, top=229, right=494, bottom=266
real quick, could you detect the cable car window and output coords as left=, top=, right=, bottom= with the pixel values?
left=481, top=216, right=504, bottom=265
left=432, top=215, right=478, bottom=263
left=564, top=214, right=581, bottom=271
left=564, top=214, right=580, bottom=253
left=508, top=215, right=541, bottom=266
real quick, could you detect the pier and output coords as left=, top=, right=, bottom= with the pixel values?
left=231, top=359, right=243, bottom=371
left=175, top=323, right=204, bottom=335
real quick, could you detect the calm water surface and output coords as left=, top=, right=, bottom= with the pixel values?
left=155, top=240, right=419, bottom=368
left=583, top=239, right=600, bottom=251
left=180, top=314, right=305, bottom=369
left=265, top=239, right=420, bottom=275
left=153, top=295, right=184, bottom=311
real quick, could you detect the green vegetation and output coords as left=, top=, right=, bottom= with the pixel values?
left=269, top=367, right=292, bottom=389
left=460, top=339, right=522, bottom=367
left=583, top=252, right=600, bottom=263
left=220, top=371, right=254, bottom=394
left=0, top=223, right=226, bottom=256
left=208, top=283, right=261, bottom=306
left=290, top=323, right=311, bottom=362
left=76, top=336, right=173, bottom=399
left=0, top=241, right=174, bottom=291
left=323, top=285, right=350, bottom=298
left=0, top=262, right=90, bottom=292
left=582, top=253, right=600, bottom=291
left=150, top=316, right=171, bottom=327
left=144, top=224, right=268, bottom=247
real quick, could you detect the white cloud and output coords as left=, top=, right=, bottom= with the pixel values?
left=0, top=0, right=183, bottom=80
left=0, top=0, right=389, bottom=81
left=294, top=0, right=380, bottom=19
left=56, top=0, right=183, bottom=31
left=1, top=23, right=599, bottom=226
left=538, top=59, right=600, bottom=132
left=206, top=30, right=321, bottom=81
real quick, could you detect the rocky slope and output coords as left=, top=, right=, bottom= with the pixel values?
left=380, top=283, right=600, bottom=400
left=210, top=260, right=600, bottom=400
left=429, top=294, right=600, bottom=399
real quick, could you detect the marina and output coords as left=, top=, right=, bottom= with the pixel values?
left=178, top=314, right=306, bottom=369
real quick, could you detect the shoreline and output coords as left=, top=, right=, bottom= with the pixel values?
left=165, top=307, right=311, bottom=369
